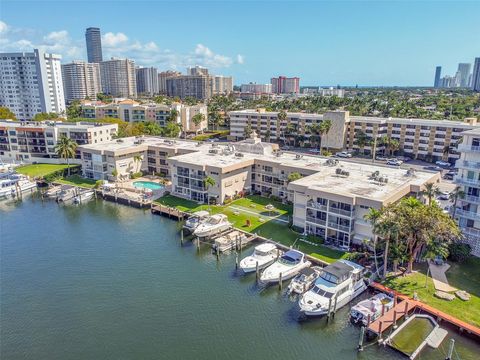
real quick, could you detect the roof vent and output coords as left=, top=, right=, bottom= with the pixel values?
left=335, top=168, right=350, bottom=177
left=295, top=154, right=303, bottom=160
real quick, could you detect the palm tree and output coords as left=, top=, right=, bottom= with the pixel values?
left=203, top=175, right=216, bottom=189
left=449, top=186, right=465, bottom=219
left=287, top=172, right=302, bottom=183
left=54, top=136, right=77, bottom=176
left=133, top=155, right=143, bottom=173
left=168, top=109, right=179, bottom=123
left=321, top=120, right=332, bottom=152
left=307, top=123, right=324, bottom=152
left=244, top=124, right=253, bottom=138
left=192, top=113, right=205, bottom=131
left=421, top=182, right=440, bottom=205
left=354, top=130, right=369, bottom=155
left=364, top=208, right=382, bottom=278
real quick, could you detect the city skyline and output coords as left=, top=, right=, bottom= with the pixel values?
left=1, top=1, right=479, bottom=86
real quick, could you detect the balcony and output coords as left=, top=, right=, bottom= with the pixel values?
left=456, top=209, right=480, bottom=221
left=190, top=185, right=206, bottom=192
left=190, top=173, right=206, bottom=180
left=306, top=200, right=328, bottom=212
left=462, top=195, right=480, bottom=204
left=328, top=221, right=352, bottom=233
left=462, top=227, right=480, bottom=239
left=328, top=206, right=354, bottom=217
left=306, top=216, right=326, bottom=226
left=457, top=145, right=480, bottom=153
left=457, top=160, right=480, bottom=170
left=455, top=177, right=480, bottom=187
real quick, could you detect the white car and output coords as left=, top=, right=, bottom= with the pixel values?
left=335, top=151, right=352, bottom=158
left=435, top=160, right=451, bottom=168
left=386, top=159, right=403, bottom=166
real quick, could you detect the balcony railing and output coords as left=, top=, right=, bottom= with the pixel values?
left=458, top=145, right=480, bottom=153
left=462, top=227, right=480, bottom=238
left=306, top=216, right=326, bottom=226
left=190, top=185, right=207, bottom=192
left=457, top=160, right=480, bottom=170
left=306, top=200, right=328, bottom=212
left=455, top=177, right=480, bottom=187
left=190, top=173, right=206, bottom=180
left=456, top=209, right=480, bottom=221
left=462, top=195, right=480, bottom=203
left=329, top=206, right=354, bottom=217
left=328, top=222, right=352, bottom=233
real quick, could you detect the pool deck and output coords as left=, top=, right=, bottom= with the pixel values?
left=369, top=282, right=480, bottom=339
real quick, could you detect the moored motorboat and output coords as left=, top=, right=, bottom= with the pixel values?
left=287, top=266, right=322, bottom=295
left=299, top=260, right=367, bottom=317
left=260, top=249, right=311, bottom=284
left=212, top=230, right=247, bottom=252
left=0, top=173, right=37, bottom=198
left=183, top=210, right=210, bottom=234
left=56, top=188, right=76, bottom=202
left=350, top=293, right=394, bottom=325
left=73, top=190, right=95, bottom=204
left=193, top=214, right=231, bottom=238
left=239, top=243, right=280, bottom=273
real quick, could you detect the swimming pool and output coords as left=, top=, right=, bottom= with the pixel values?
left=132, top=181, right=164, bottom=191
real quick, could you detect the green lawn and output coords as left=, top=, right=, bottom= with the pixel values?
left=57, top=175, right=97, bottom=189
left=155, top=194, right=346, bottom=263
left=16, top=164, right=76, bottom=178
left=383, top=260, right=480, bottom=328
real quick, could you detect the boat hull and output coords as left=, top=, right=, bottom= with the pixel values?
left=260, top=261, right=311, bottom=284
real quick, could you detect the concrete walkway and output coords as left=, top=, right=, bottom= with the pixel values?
left=428, top=260, right=457, bottom=292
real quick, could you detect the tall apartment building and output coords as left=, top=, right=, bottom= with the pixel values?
left=85, top=27, right=103, bottom=63
left=240, top=83, right=272, bottom=94
left=0, top=49, right=66, bottom=120
left=0, top=120, right=117, bottom=163
left=80, top=100, right=208, bottom=132
left=228, top=109, right=479, bottom=163
left=166, top=75, right=212, bottom=100
left=61, top=61, right=101, bottom=103
left=78, top=134, right=439, bottom=249
left=454, top=128, right=480, bottom=256
left=457, top=63, right=472, bottom=88
left=213, top=75, right=233, bottom=94
left=472, top=58, right=480, bottom=92
left=100, top=58, right=137, bottom=98
left=434, top=66, right=442, bottom=88
left=187, top=66, right=209, bottom=76
left=158, top=70, right=181, bottom=94
left=136, top=67, right=159, bottom=96
left=271, top=76, right=300, bottom=94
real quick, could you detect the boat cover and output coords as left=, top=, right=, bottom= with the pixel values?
left=282, top=250, right=303, bottom=262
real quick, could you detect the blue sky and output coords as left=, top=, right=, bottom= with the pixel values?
left=1, top=0, right=479, bottom=86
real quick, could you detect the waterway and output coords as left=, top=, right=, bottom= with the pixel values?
left=1, top=197, right=479, bottom=359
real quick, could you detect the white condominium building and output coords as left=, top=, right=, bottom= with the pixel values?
left=100, top=58, right=137, bottom=98
left=78, top=133, right=439, bottom=249
left=0, top=120, right=117, bottom=164
left=0, top=49, right=66, bottom=120
left=455, top=128, right=480, bottom=256
left=213, top=75, right=233, bottom=94
left=158, top=70, right=181, bottom=94
left=61, top=61, right=101, bottom=103
left=229, top=109, right=479, bottom=163
left=80, top=100, right=208, bottom=133
left=240, top=83, right=272, bottom=94
left=136, top=67, right=159, bottom=96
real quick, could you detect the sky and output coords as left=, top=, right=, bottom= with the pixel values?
left=1, top=0, right=479, bottom=86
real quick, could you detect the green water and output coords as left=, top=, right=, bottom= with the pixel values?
left=1, top=198, right=479, bottom=360
left=391, top=317, right=435, bottom=355
left=133, top=181, right=164, bottom=190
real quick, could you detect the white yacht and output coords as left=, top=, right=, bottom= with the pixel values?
left=299, top=260, right=367, bottom=317
left=350, top=293, right=394, bottom=325
left=260, top=249, right=311, bottom=284
left=0, top=173, right=37, bottom=198
left=287, top=266, right=322, bottom=295
left=212, top=230, right=247, bottom=252
left=193, top=214, right=231, bottom=238
left=239, top=243, right=280, bottom=273
left=183, top=210, right=210, bottom=234
left=56, top=188, right=77, bottom=203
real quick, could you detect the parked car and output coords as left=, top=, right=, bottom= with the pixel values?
left=435, top=160, right=451, bottom=168
left=443, top=173, right=455, bottom=180
left=437, top=191, right=450, bottom=200
left=387, top=159, right=403, bottom=166
left=424, top=166, right=442, bottom=172
left=397, top=156, right=411, bottom=162
left=309, top=149, right=321, bottom=154
left=335, top=151, right=352, bottom=158
left=375, top=155, right=388, bottom=161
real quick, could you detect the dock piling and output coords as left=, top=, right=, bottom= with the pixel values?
left=327, top=298, right=333, bottom=322
left=332, top=294, right=338, bottom=318
left=366, top=314, right=371, bottom=330
left=196, top=237, right=200, bottom=251
left=255, top=261, right=259, bottom=281
left=404, top=300, right=409, bottom=319
left=216, top=243, right=220, bottom=260
left=235, top=252, right=239, bottom=269
left=393, top=310, right=398, bottom=329
left=180, top=230, right=184, bottom=246
left=378, top=321, right=383, bottom=343
left=358, top=326, right=365, bottom=351
left=278, top=272, right=283, bottom=291
left=446, top=338, right=455, bottom=360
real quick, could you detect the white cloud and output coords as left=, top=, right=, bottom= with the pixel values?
left=0, top=21, right=243, bottom=71
left=0, top=20, right=8, bottom=33
left=102, top=32, right=128, bottom=47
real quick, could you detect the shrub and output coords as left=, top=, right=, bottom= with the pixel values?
left=448, top=243, right=472, bottom=262
left=43, top=169, right=65, bottom=183
left=95, top=180, right=104, bottom=189
left=269, top=195, right=282, bottom=202
left=130, top=171, right=143, bottom=179
left=223, top=198, right=233, bottom=205
left=306, top=234, right=324, bottom=244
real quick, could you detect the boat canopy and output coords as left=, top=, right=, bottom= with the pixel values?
left=299, top=267, right=316, bottom=276
left=282, top=250, right=303, bottom=263
left=322, top=261, right=353, bottom=284
left=192, top=210, right=209, bottom=218
left=255, top=243, right=276, bottom=253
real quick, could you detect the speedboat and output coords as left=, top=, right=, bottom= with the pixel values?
left=287, top=266, right=322, bottom=295
left=260, top=249, right=311, bottom=284
left=183, top=210, right=210, bottom=234
left=350, top=293, right=394, bottom=325
left=212, top=230, right=247, bottom=252
left=239, top=243, right=280, bottom=273
left=0, top=173, right=37, bottom=198
left=56, top=188, right=76, bottom=202
left=194, top=214, right=231, bottom=238
left=299, top=260, right=367, bottom=317
left=73, top=190, right=95, bottom=204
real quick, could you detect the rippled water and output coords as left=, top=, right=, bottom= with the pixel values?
left=1, top=198, right=479, bottom=359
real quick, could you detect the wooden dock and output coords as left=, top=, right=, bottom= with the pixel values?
left=151, top=203, right=187, bottom=220
left=369, top=282, right=480, bottom=339
left=368, top=298, right=416, bottom=335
